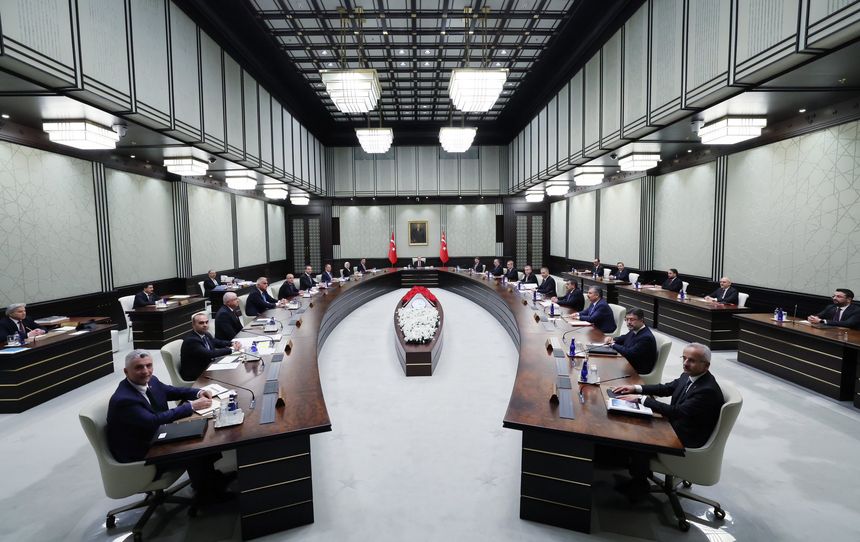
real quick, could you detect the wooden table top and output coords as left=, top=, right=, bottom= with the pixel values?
left=734, top=312, right=860, bottom=347
left=146, top=268, right=683, bottom=462
left=125, top=296, right=205, bottom=314
left=619, top=284, right=750, bottom=313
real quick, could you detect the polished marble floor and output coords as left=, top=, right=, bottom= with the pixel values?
left=1, top=289, right=859, bottom=541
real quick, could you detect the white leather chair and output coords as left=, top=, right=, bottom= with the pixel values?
left=551, top=275, right=566, bottom=297
left=681, top=281, right=689, bottom=293
left=237, top=294, right=254, bottom=326
left=79, top=397, right=194, bottom=540
left=737, top=292, right=749, bottom=308
left=628, top=272, right=640, bottom=284
left=518, top=271, right=524, bottom=281
left=582, top=293, right=591, bottom=310
left=293, top=278, right=301, bottom=290
left=269, top=279, right=286, bottom=298
left=161, top=339, right=194, bottom=387
left=608, top=303, right=627, bottom=337
left=118, top=295, right=135, bottom=343
left=639, top=331, right=672, bottom=385
left=648, top=382, right=743, bottom=531
left=197, top=281, right=206, bottom=296
left=603, top=268, right=612, bottom=279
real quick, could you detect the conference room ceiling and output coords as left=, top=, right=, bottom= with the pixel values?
left=174, top=0, right=644, bottom=146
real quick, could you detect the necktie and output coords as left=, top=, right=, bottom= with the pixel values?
left=146, top=387, right=166, bottom=412
left=836, top=307, right=843, bottom=322
left=680, top=378, right=693, bottom=399
left=18, top=321, right=26, bottom=335
left=202, top=334, right=210, bottom=350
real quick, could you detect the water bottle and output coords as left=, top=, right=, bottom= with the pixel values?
left=228, top=395, right=238, bottom=412
left=589, top=363, right=600, bottom=384
left=269, top=316, right=276, bottom=326
left=533, top=289, right=537, bottom=302
left=456, top=265, right=460, bottom=272
left=250, top=342, right=258, bottom=355
left=777, top=308, right=784, bottom=322
left=469, top=268, right=473, bottom=275
left=569, top=338, right=576, bottom=358
left=503, top=275, right=507, bottom=285
left=635, top=281, right=641, bottom=290
left=580, top=357, right=589, bottom=382
left=517, top=281, right=522, bottom=291
left=679, top=289, right=686, bottom=300
left=773, top=308, right=779, bottom=321
left=550, top=303, right=555, bottom=317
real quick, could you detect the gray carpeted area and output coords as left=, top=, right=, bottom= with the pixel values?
left=1, top=288, right=859, bottom=541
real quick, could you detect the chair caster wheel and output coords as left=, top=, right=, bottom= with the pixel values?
left=714, top=508, right=726, bottom=520
left=106, top=515, right=116, bottom=529
left=682, top=480, right=692, bottom=488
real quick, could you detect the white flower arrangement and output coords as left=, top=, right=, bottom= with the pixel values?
left=397, top=306, right=440, bottom=343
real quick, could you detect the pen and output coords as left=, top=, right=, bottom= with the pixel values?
left=578, top=390, right=585, bottom=404
left=600, top=375, right=631, bottom=384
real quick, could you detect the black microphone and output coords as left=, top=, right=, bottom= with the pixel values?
left=203, top=375, right=256, bottom=409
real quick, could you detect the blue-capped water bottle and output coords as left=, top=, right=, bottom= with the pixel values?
left=533, top=289, right=537, bottom=302
left=580, top=357, right=588, bottom=382
left=550, top=303, right=555, bottom=317
left=569, top=338, right=576, bottom=358
left=679, top=289, right=686, bottom=300
left=777, top=308, right=784, bottom=322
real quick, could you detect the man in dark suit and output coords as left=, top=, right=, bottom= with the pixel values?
left=106, top=349, right=233, bottom=499
left=214, top=292, right=243, bottom=341
left=490, top=258, right=504, bottom=276
left=704, top=276, right=739, bottom=305
left=552, top=280, right=584, bottom=311
left=662, top=268, right=683, bottom=292
left=471, top=257, right=484, bottom=273
left=278, top=274, right=299, bottom=299
left=321, top=264, right=334, bottom=283
left=612, top=342, right=724, bottom=497
left=357, top=259, right=369, bottom=273
left=605, top=309, right=657, bottom=374
left=572, top=286, right=617, bottom=333
left=202, top=270, right=220, bottom=293
left=808, top=288, right=860, bottom=329
left=536, top=267, right=557, bottom=296
left=299, top=265, right=317, bottom=290
left=589, top=258, right=604, bottom=276
left=0, top=303, right=46, bottom=341
left=610, top=262, right=631, bottom=282
left=521, top=264, right=539, bottom=285
left=246, top=277, right=281, bottom=316
left=504, top=260, right=520, bottom=281
left=341, top=261, right=353, bottom=278
left=133, top=283, right=158, bottom=308
left=180, top=312, right=240, bottom=381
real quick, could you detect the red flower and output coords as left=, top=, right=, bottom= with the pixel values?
left=401, top=286, right=438, bottom=306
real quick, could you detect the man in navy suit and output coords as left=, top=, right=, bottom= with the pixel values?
left=106, top=350, right=233, bottom=498
left=808, top=288, right=860, bottom=329
left=572, top=286, right=617, bottom=333
left=504, top=260, right=520, bottom=281
left=605, top=309, right=657, bottom=374
left=612, top=343, right=724, bottom=497
left=704, top=276, right=739, bottom=305
left=341, top=261, right=353, bottom=278
left=180, top=313, right=240, bottom=381
left=662, top=268, right=683, bottom=292
left=133, top=283, right=158, bottom=308
left=471, top=257, right=484, bottom=273
left=0, top=303, right=46, bottom=341
left=536, top=267, right=557, bottom=296
left=610, top=262, right=631, bottom=282
left=202, top=270, right=220, bottom=293
left=521, top=264, right=539, bottom=285
left=299, top=265, right=317, bottom=290
left=589, top=258, right=604, bottom=276
left=214, top=292, right=243, bottom=341
left=245, top=277, right=282, bottom=316
left=278, top=274, right=299, bottom=299
left=552, top=280, right=584, bottom=311
left=357, top=259, right=369, bottom=273
left=489, top=258, right=504, bottom=277
left=321, top=263, right=334, bottom=283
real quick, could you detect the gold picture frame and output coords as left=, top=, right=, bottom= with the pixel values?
left=408, top=220, right=428, bottom=246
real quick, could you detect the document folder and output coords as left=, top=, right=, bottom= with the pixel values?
left=151, top=418, right=207, bottom=445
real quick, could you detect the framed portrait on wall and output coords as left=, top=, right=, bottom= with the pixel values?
left=408, top=221, right=428, bottom=246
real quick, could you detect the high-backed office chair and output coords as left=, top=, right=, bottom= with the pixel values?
left=293, top=278, right=301, bottom=290
left=582, top=293, right=591, bottom=310
left=608, top=303, right=627, bottom=337
left=518, top=271, right=524, bottom=281
left=551, top=275, right=566, bottom=297
left=681, top=281, right=689, bottom=294
left=648, top=382, right=743, bottom=531
left=737, top=292, right=749, bottom=308
left=237, top=294, right=255, bottom=326
left=269, top=280, right=285, bottom=299
left=160, top=339, right=195, bottom=387
left=79, top=397, right=194, bottom=541
left=639, top=331, right=671, bottom=385
left=603, top=268, right=612, bottom=279
left=118, top=295, right=135, bottom=343
left=628, top=272, right=640, bottom=284
left=197, top=281, right=205, bottom=296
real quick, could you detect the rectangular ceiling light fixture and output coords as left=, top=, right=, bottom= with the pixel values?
left=264, top=188, right=289, bottom=200
left=698, top=117, right=767, bottom=145
left=448, top=68, right=508, bottom=112
left=320, top=69, right=382, bottom=113
left=290, top=190, right=310, bottom=206
left=618, top=153, right=661, bottom=172
left=438, top=127, right=477, bottom=153
left=163, top=157, right=209, bottom=176
left=224, top=170, right=258, bottom=190
left=355, top=127, right=393, bottom=153
left=545, top=181, right=570, bottom=196
left=572, top=166, right=605, bottom=186
left=42, top=120, right=120, bottom=150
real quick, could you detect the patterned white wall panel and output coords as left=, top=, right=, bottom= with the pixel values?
left=188, top=184, right=234, bottom=275
left=599, top=180, right=640, bottom=267
left=0, top=141, right=100, bottom=305
left=724, top=121, right=860, bottom=295
left=267, top=204, right=286, bottom=261
left=338, top=206, right=390, bottom=258
left=236, top=196, right=266, bottom=267
left=568, top=191, right=596, bottom=261
left=550, top=200, right=567, bottom=257
left=395, top=205, right=441, bottom=258
left=105, top=169, right=176, bottom=286
left=653, top=163, right=715, bottom=277
left=445, top=204, right=496, bottom=257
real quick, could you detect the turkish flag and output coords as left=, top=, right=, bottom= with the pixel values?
left=440, top=231, right=449, bottom=264
left=388, top=232, right=398, bottom=265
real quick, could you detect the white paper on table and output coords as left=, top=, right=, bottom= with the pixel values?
left=170, top=295, right=192, bottom=299
left=236, top=336, right=281, bottom=349
left=70, top=330, right=90, bottom=336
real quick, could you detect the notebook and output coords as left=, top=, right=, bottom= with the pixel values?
left=606, top=398, right=653, bottom=417
left=150, top=418, right=208, bottom=445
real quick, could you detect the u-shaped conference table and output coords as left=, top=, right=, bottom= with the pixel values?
left=146, top=268, right=683, bottom=539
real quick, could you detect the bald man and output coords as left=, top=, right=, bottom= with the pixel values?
left=704, top=277, right=738, bottom=305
